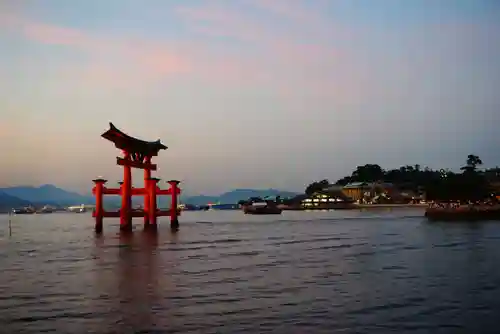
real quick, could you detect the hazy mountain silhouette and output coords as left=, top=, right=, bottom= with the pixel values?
left=0, top=185, right=93, bottom=206
left=0, top=191, right=33, bottom=212
left=0, top=185, right=297, bottom=208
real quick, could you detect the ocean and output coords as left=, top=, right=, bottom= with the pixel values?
left=1, top=209, right=499, bottom=333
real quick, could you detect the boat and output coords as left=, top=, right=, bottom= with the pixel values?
left=12, top=206, right=36, bottom=214
left=36, top=205, right=55, bottom=214
left=67, top=204, right=87, bottom=213
left=209, top=203, right=239, bottom=210
left=242, top=202, right=282, bottom=215
left=180, top=204, right=210, bottom=211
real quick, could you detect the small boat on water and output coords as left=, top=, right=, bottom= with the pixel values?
left=67, top=204, right=88, bottom=213
left=242, top=202, right=282, bottom=215
left=12, top=206, right=36, bottom=214
left=36, top=205, right=55, bottom=214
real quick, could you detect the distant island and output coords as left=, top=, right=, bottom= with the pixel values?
left=0, top=184, right=298, bottom=212
left=304, top=154, right=499, bottom=203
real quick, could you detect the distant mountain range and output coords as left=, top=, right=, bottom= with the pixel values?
left=0, top=185, right=299, bottom=211
left=0, top=191, right=33, bottom=212
left=1, top=185, right=93, bottom=206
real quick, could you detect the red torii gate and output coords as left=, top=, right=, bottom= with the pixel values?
left=92, top=122, right=181, bottom=233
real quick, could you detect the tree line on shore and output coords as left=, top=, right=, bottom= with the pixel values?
left=305, top=154, right=500, bottom=201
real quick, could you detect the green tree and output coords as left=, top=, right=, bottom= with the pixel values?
left=461, top=154, right=483, bottom=173
left=335, top=176, right=351, bottom=186
left=309, top=156, right=493, bottom=201
left=305, top=179, right=330, bottom=195
left=350, top=164, right=384, bottom=182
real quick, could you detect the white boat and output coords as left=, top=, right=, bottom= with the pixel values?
left=67, top=204, right=88, bottom=213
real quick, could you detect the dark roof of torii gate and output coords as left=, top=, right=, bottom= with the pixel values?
left=101, top=122, right=167, bottom=156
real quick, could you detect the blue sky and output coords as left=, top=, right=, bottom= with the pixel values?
left=1, top=0, right=499, bottom=195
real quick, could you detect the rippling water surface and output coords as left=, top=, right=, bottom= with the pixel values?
left=1, top=209, right=500, bottom=333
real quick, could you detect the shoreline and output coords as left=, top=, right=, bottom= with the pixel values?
left=354, top=203, right=428, bottom=209
left=280, top=203, right=428, bottom=211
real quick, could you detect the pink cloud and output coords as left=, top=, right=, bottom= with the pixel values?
left=175, top=5, right=273, bottom=43
left=180, top=0, right=341, bottom=45
left=175, top=3, right=337, bottom=49
left=1, top=13, right=102, bottom=50
left=0, top=5, right=361, bottom=99
left=175, top=4, right=341, bottom=64
left=0, top=123, right=14, bottom=139
left=1, top=12, right=192, bottom=80
left=23, top=22, right=103, bottom=50
left=248, top=0, right=327, bottom=25
left=170, top=4, right=366, bottom=104
left=2, top=11, right=264, bottom=89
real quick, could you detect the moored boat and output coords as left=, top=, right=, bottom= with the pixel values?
left=12, top=206, right=36, bottom=214
left=36, top=205, right=55, bottom=214
left=243, top=206, right=282, bottom=215
left=242, top=202, right=282, bottom=215
left=67, top=204, right=88, bottom=213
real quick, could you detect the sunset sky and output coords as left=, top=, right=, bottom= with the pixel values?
left=1, top=0, right=499, bottom=195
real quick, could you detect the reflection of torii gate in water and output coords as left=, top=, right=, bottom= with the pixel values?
left=92, top=123, right=181, bottom=233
